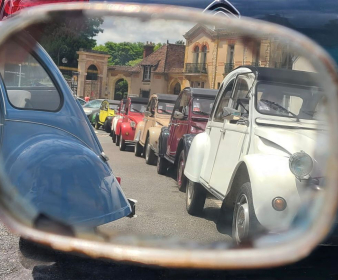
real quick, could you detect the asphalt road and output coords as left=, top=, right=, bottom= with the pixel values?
left=1, top=128, right=338, bottom=279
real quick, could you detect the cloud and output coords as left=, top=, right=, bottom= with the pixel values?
left=94, top=17, right=194, bottom=45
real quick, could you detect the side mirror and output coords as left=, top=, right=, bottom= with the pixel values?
left=120, top=110, right=126, bottom=114
left=222, top=107, right=241, bottom=120
left=173, top=110, right=184, bottom=120
left=144, top=111, right=152, bottom=117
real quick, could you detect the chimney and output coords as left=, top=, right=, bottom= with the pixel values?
left=143, top=42, right=155, bottom=58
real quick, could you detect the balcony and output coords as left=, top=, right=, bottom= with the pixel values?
left=224, top=63, right=234, bottom=74
left=184, top=63, right=207, bottom=74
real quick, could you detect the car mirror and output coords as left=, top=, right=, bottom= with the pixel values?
left=0, top=2, right=338, bottom=271
left=144, top=111, right=152, bottom=117
left=173, top=110, right=185, bottom=120
left=222, top=107, right=241, bottom=120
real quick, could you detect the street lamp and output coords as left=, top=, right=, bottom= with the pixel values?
left=57, top=45, right=68, bottom=67
left=18, top=64, right=22, bottom=87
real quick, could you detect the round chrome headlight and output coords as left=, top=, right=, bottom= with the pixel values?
left=289, top=151, right=313, bottom=179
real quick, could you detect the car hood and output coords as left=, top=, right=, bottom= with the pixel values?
left=83, top=107, right=94, bottom=115
left=254, top=126, right=320, bottom=156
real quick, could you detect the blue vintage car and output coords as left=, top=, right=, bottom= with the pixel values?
left=0, top=33, right=134, bottom=228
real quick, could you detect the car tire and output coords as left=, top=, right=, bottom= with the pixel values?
left=112, top=131, right=116, bottom=143
left=157, top=156, right=168, bottom=175
left=119, top=134, right=126, bottom=151
left=145, top=138, right=157, bottom=165
left=232, top=182, right=261, bottom=244
left=176, top=150, right=187, bottom=192
left=186, top=179, right=206, bottom=216
left=115, top=134, right=120, bottom=146
left=104, top=120, right=111, bottom=133
left=134, top=141, right=143, bottom=157
left=95, top=122, right=101, bottom=129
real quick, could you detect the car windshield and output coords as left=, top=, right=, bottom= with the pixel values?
left=192, top=98, right=214, bottom=116
left=109, top=104, right=118, bottom=110
left=83, top=100, right=101, bottom=109
left=256, top=82, right=323, bottom=120
left=130, top=102, right=147, bottom=113
left=157, top=102, right=175, bottom=115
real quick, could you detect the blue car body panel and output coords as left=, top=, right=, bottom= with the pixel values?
left=0, top=35, right=131, bottom=227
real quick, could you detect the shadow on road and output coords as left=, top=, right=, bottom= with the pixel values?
left=17, top=237, right=338, bottom=280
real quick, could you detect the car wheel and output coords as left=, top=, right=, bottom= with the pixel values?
left=112, top=131, right=116, bottom=143
left=177, top=150, right=187, bottom=192
left=119, top=134, right=126, bottom=151
left=116, top=134, right=120, bottom=146
left=104, top=120, right=111, bottom=133
left=134, top=141, right=143, bottom=157
left=157, top=156, right=168, bottom=175
left=145, top=139, right=157, bottom=165
left=95, top=122, right=101, bottom=129
left=232, top=182, right=260, bottom=244
left=186, top=179, right=206, bottom=216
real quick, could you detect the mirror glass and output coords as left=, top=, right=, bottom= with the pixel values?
left=0, top=9, right=335, bottom=251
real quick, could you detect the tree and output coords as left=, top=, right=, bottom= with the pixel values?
left=114, top=79, right=128, bottom=100
left=127, top=58, right=143, bottom=66
left=175, top=40, right=185, bottom=45
left=30, top=12, right=104, bottom=68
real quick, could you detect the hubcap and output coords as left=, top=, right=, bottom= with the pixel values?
left=146, top=143, right=150, bottom=160
left=177, top=158, right=184, bottom=186
left=235, top=194, right=249, bottom=243
left=187, top=181, right=194, bottom=205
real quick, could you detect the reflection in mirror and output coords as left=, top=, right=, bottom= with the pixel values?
left=0, top=9, right=334, bottom=254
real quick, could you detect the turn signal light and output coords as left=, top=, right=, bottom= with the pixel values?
left=272, top=197, right=287, bottom=211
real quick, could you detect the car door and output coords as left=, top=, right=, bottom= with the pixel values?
left=99, top=100, right=108, bottom=123
left=167, top=90, right=190, bottom=157
left=209, top=73, right=255, bottom=195
left=141, top=97, right=156, bottom=144
left=199, top=78, right=235, bottom=185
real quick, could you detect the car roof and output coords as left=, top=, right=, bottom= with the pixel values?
left=237, top=66, right=321, bottom=87
left=183, top=87, right=218, bottom=98
left=129, top=97, right=149, bottom=104
left=156, top=94, right=178, bottom=102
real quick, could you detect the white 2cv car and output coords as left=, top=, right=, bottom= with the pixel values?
left=184, top=66, right=325, bottom=244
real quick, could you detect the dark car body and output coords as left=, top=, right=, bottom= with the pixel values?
left=157, top=88, right=217, bottom=190
left=1, top=33, right=132, bottom=227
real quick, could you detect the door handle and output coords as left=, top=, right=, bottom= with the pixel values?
left=220, top=129, right=226, bottom=133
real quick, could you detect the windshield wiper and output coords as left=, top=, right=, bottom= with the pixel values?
left=260, top=99, right=299, bottom=122
left=193, top=111, right=209, bottom=116
left=160, top=109, right=172, bottom=115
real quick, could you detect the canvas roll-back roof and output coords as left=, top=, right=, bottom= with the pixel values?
left=183, top=87, right=218, bottom=99
left=129, top=97, right=149, bottom=104
left=238, top=66, right=321, bottom=87
left=156, top=94, right=178, bottom=102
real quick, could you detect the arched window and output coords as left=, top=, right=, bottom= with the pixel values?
left=193, top=46, right=199, bottom=64
left=201, top=45, right=207, bottom=65
left=173, top=82, right=181, bottom=95
left=86, top=64, right=98, bottom=80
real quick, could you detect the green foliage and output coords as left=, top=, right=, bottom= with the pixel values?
left=127, top=58, right=143, bottom=66
left=154, top=43, right=164, bottom=51
left=175, top=40, right=185, bottom=45
left=114, top=79, right=128, bottom=100
left=32, top=14, right=104, bottom=68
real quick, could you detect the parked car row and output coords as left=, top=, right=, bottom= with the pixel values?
left=93, top=65, right=324, bottom=244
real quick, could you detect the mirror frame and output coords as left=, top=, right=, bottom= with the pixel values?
left=173, top=110, right=185, bottom=120
left=0, top=2, right=338, bottom=270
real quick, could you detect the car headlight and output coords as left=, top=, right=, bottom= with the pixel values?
left=130, top=121, right=136, bottom=128
left=289, top=151, right=313, bottom=179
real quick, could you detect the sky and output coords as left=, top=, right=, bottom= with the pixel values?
left=94, top=17, right=195, bottom=45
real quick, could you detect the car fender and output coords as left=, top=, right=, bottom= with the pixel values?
left=5, top=135, right=131, bottom=227
left=184, top=132, right=209, bottom=183
left=134, top=120, right=145, bottom=142
left=181, top=134, right=197, bottom=162
left=115, top=118, right=124, bottom=135
left=241, top=154, right=300, bottom=231
left=158, top=126, right=170, bottom=157
left=120, top=121, right=135, bottom=141
left=148, top=126, right=162, bottom=154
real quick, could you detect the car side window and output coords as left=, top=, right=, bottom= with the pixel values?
left=1, top=39, right=61, bottom=111
left=179, top=91, right=190, bottom=117
left=172, top=95, right=182, bottom=115
left=231, top=73, right=255, bottom=116
left=213, top=79, right=235, bottom=122
left=150, top=98, right=156, bottom=115
left=100, top=102, right=105, bottom=110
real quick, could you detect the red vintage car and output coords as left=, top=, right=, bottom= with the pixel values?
left=110, top=98, right=127, bottom=143
left=115, top=97, right=148, bottom=151
left=157, top=88, right=217, bottom=191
